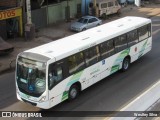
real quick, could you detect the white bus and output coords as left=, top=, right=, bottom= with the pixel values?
left=16, top=16, right=152, bottom=109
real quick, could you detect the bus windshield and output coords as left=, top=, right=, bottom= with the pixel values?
left=16, top=57, right=46, bottom=97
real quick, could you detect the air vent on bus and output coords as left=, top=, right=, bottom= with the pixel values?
left=82, top=37, right=90, bottom=40
left=118, top=24, right=124, bottom=27
left=46, top=50, right=54, bottom=53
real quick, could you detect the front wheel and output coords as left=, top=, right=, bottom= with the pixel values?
left=121, top=57, right=130, bottom=72
left=68, top=85, right=79, bottom=100
left=102, top=13, right=107, bottom=19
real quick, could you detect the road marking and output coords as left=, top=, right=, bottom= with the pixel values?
left=152, top=29, right=160, bottom=36
left=103, top=80, right=160, bottom=120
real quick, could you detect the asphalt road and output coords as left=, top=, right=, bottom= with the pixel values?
left=0, top=16, right=160, bottom=120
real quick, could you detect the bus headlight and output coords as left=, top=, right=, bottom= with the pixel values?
left=39, top=96, right=46, bottom=102
left=16, top=88, right=20, bottom=95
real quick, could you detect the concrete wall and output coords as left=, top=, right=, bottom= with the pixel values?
left=30, top=0, right=81, bottom=28
left=47, top=0, right=81, bottom=24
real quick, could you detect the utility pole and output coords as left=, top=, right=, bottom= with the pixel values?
left=25, top=0, right=35, bottom=40
left=66, top=0, right=70, bottom=22
left=93, top=0, right=98, bottom=17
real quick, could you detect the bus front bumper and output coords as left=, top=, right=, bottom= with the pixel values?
left=17, top=93, right=51, bottom=109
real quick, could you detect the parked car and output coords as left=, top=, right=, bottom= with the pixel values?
left=70, top=16, right=102, bottom=32
left=0, top=37, right=14, bottom=55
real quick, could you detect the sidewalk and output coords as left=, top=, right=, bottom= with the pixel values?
left=0, top=3, right=160, bottom=74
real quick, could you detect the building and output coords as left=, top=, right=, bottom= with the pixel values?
left=0, top=0, right=23, bottom=39
left=27, top=0, right=81, bottom=29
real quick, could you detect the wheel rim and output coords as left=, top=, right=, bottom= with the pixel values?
left=124, top=59, right=129, bottom=70
left=70, top=88, right=77, bottom=99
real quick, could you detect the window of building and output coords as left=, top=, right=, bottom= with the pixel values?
left=85, top=46, right=100, bottom=66
left=127, top=30, right=138, bottom=47
left=68, top=52, right=85, bottom=74
left=114, top=34, right=127, bottom=52
left=100, top=39, right=115, bottom=59
left=139, top=25, right=148, bottom=41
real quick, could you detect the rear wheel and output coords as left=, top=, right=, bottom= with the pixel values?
left=121, top=57, right=130, bottom=72
left=117, top=9, right=121, bottom=16
left=82, top=28, right=86, bottom=31
left=68, top=85, right=79, bottom=100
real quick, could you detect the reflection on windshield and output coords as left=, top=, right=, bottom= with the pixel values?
left=78, top=18, right=88, bottom=24
left=17, top=57, right=46, bottom=97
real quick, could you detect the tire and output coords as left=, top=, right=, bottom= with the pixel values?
left=102, top=13, right=107, bottom=19
left=82, top=28, right=86, bottom=31
left=117, top=9, right=121, bottom=16
left=97, top=23, right=101, bottom=26
left=68, top=85, right=79, bottom=100
left=121, top=57, right=130, bottom=72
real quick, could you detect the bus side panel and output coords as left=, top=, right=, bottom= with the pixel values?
left=129, top=38, right=152, bottom=63
left=141, top=37, right=152, bottom=56
left=49, top=76, right=71, bottom=107
left=48, top=37, right=152, bottom=108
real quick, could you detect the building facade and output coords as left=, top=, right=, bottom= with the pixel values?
left=27, top=0, right=82, bottom=29
left=0, top=0, right=23, bottom=39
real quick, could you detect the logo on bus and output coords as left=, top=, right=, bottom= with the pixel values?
left=29, top=85, right=34, bottom=91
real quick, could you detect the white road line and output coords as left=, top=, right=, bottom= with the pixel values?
left=103, top=80, right=160, bottom=120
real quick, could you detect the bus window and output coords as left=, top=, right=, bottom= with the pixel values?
left=127, top=29, right=138, bottom=47
left=68, top=52, right=85, bottom=74
left=49, top=65, right=63, bottom=89
left=100, top=39, right=115, bottom=59
left=114, top=34, right=127, bottom=53
left=148, top=23, right=151, bottom=37
left=139, top=25, right=148, bottom=41
left=85, top=46, right=100, bottom=67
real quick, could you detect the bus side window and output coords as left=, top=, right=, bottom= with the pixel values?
left=114, top=34, right=127, bottom=53
left=84, top=46, right=100, bottom=67
left=100, top=39, right=114, bottom=59
left=127, top=29, right=138, bottom=47
left=67, top=52, right=85, bottom=74
left=148, top=23, right=151, bottom=37
left=138, top=25, right=148, bottom=41
left=49, top=65, right=63, bottom=89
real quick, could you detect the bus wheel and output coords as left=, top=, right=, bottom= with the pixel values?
left=68, top=85, right=79, bottom=100
left=122, top=57, right=130, bottom=72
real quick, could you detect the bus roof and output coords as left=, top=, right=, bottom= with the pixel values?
left=25, top=16, right=151, bottom=61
